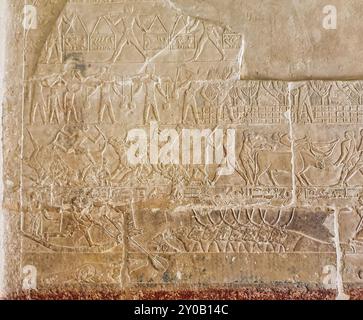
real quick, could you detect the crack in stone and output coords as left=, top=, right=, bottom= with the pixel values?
left=285, top=82, right=297, bottom=207
left=286, top=82, right=349, bottom=299
left=235, top=35, right=245, bottom=80
left=136, top=19, right=190, bottom=75
left=162, top=0, right=228, bottom=29
left=162, top=0, right=183, bottom=15
left=333, top=206, right=350, bottom=300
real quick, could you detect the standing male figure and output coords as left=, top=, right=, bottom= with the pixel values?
left=108, top=5, right=146, bottom=63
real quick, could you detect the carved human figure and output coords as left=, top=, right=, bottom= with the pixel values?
left=52, top=125, right=106, bottom=176
left=299, top=101, right=315, bottom=123
left=70, top=196, right=98, bottom=247
left=135, top=65, right=162, bottom=124
left=200, top=83, right=219, bottom=124
left=335, top=131, right=357, bottom=185
left=171, top=174, right=185, bottom=200
left=190, top=20, right=225, bottom=61
left=108, top=137, right=133, bottom=182
left=44, top=15, right=71, bottom=64
left=108, top=5, right=146, bottom=63
left=61, top=61, right=84, bottom=123
left=340, top=129, right=363, bottom=185
left=83, top=158, right=112, bottom=186
left=41, top=74, right=66, bottom=124
left=28, top=193, right=44, bottom=239
left=347, top=195, right=363, bottom=253
left=92, top=67, right=122, bottom=124
left=294, top=135, right=339, bottom=186
left=223, top=87, right=243, bottom=122
left=237, top=131, right=255, bottom=185
left=181, top=81, right=200, bottom=124
left=29, top=77, right=47, bottom=125
left=216, top=84, right=232, bottom=123
left=157, top=78, right=179, bottom=112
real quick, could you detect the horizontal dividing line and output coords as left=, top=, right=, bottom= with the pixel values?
left=37, top=60, right=238, bottom=66
left=20, top=251, right=337, bottom=255
left=22, top=251, right=123, bottom=254
left=126, top=282, right=337, bottom=287
left=70, top=1, right=168, bottom=4
left=18, top=184, right=360, bottom=189
left=24, top=122, right=290, bottom=125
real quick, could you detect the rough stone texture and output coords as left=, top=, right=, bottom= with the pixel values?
left=1, top=0, right=363, bottom=300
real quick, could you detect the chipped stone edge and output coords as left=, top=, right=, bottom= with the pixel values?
left=333, top=206, right=350, bottom=300
left=0, top=0, right=9, bottom=298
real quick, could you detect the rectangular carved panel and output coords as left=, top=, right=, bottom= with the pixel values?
left=2, top=0, right=363, bottom=300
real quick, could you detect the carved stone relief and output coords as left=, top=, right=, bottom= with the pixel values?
left=2, top=0, right=363, bottom=300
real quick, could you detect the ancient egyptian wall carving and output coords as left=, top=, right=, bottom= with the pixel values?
left=2, top=0, right=363, bottom=300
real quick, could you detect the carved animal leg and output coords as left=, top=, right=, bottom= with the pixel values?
left=111, top=37, right=127, bottom=63
left=229, top=241, right=239, bottom=252
left=144, top=102, right=151, bottom=124
left=297, top=168, right=311, bottom=186
left=152, top=103, right=160, bottom=122
left=182, top=103, right=190, bottom=124
left=107, top=103, right=117, bottom=124
left=209, top=35, right=225, bottom=61
left=99, top=104, right=106, bottom=123
left=255, top=167, right=275, bottom=186
left=191, top=103, right=200, bottom=124
left=130, top=36, right=146, bottom=60
left=344, top=165, right=363, bottom=185
left=83, top=228, right=96, bottom=247
left=192, top=241, right=203, bottom=253
left=254, top=170, right=266, bottom=186
left=30, top=104, right=38, bottom=124
left=71, top=95, right=79, bottom=123
left=191, top=34, right=208, bottom=61
left=54, top=104, right=61, bottom=124
left=267, top=170, right=279, bottom=186
left=334, top=167, right=349, bottom=187
left=238, top=242, right=248, bottom=252
left=295, top=171, right=306, bottom=186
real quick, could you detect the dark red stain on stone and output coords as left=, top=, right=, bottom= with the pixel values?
left=5, top=288, right=339, bottom=300
left=346, top=289, right=363, bottom=300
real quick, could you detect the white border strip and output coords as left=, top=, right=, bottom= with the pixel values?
left=0, top=0, right=9, bottom=297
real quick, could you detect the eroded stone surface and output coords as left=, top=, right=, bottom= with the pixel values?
left=2, top=0, right=363, bottom=300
